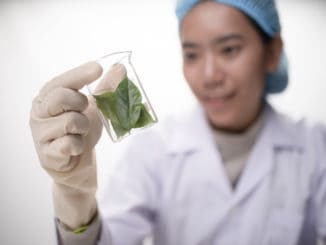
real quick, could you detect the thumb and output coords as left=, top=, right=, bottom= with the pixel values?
left=39, top=61, right=103, bottom=99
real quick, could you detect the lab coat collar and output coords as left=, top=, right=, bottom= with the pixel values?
left=233, top=102, right=304, bottom=202
left=165, top=103, right=218, bottom=155
left=166, top=103, right=234, bottom=196
left=166, top=101, right=303, bottom=154
left=263, top=103, right=304, bottom=149
left=166, top=102, right=304, bottom=201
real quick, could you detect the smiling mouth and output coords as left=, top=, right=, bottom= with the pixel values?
left=201, top=91, right=236, bottom=108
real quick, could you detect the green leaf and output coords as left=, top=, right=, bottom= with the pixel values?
left=115, top=77, right=142, bottom=129
left=95, top=92, right=130, bottom=137
left=111, top=120, right=130, bottom=138
left=94, top=76, right=155, bottom=139
left=94, top=91, right=120, bottom=125
left=135, top=104, right=155, bottom=128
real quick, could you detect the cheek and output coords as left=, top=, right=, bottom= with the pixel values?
left=183, top=65, right=200, bottom=93
left=230, top=49, right=266, bottom=98
left=229, top=65, right=265, bottom=120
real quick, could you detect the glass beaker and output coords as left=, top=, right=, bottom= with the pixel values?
left=87, top=51, right=158, bottom=142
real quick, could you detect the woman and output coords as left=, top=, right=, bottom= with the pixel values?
left=30, top=0, right=326, bottom=244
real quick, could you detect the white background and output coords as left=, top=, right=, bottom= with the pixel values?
left=0, top=0, right=326, bottom=244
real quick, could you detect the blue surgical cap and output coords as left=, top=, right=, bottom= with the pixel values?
left=176, top=0, right=288, bottom=94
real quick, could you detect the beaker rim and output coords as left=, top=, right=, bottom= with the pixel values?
left=97, top=51, right=132, bottom=62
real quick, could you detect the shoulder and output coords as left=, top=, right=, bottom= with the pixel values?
left=268, top=103, right=326, bottom=156
left=300, top=121, right=326, bottom=161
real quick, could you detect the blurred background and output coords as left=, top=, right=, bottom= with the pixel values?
left=0, top=0, right=325, bottom=244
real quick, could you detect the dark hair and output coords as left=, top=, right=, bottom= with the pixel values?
left=245, top=15, right=273, bottom=45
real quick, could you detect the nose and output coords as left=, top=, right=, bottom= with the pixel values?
left=203, top=53, right=225, bottom=88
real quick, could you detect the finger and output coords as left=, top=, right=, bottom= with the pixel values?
left=33, top=87, right=88, bottom=118
left=32, top=111, right=90, bottom=144
left=84, top=96, right=104, bottom=146
left=39, top=61, right=103, bottom=99
left=94, top=63, right=126, bottom=94
left=42, top=135, right=85, bottom=172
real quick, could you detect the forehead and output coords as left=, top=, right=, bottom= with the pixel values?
left=180, top=1, right=255, bottom=43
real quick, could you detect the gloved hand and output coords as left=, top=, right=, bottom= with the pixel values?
left=30, top=61, right=104, bottom=230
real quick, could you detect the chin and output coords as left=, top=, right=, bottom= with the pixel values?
left=207, top=111, right=237, bottom=130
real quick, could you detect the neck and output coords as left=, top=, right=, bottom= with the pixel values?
left=209, top=102, right=266, bottom=134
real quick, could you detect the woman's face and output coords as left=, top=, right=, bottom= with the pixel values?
left=180, top=1, right=276, bottom=132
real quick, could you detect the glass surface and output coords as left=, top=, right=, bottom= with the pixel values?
left=87, top=51, right=158, bottom=142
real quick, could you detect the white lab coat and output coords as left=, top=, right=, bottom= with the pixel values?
left=97, top=103, right=326, bottom=245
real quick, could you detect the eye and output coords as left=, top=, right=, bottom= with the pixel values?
left=183, top=52, right=199, bottom=62
left=222, top=46, right=241, bottom=56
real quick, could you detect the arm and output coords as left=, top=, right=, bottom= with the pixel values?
left=30, top=61, right=158, bottom=244
left=56, top=212, right=101, bottom=245
left=312, top=125, right=326, bottom=242
left=55, top=136, right=158, bottom=245
left=30, top=62, right=105, bottom=243
left=97, top=135, right=161, bottom=245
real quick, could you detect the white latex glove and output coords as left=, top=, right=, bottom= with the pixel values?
left=30, top=61, right=128, bottom=231
left=30, top=62, right=104, bottom=230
